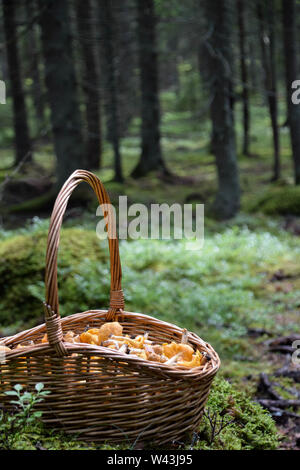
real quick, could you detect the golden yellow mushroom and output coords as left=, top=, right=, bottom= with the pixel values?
left=64, top=330, right=77, bottom=343
left=144, top=345, right=167, bottom=363
left=163, top=342, right=194, bottom=362
left=177, top=350, right=202, bottom=368
left=152, top=344, right=163, bottom=355
left=80, top=331, right=99, bottom=345
left=98, top=322, right=123, bottom=343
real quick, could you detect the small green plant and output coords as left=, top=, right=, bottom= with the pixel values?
left=0, top=383, right=50, bottom=449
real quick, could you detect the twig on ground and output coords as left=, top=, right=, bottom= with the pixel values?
left=203, top=408, right=235, bottom=445
left=258, top=373, right=283, bottom=400
left=257, top=398, right=300, bottom=409
left=0, top=151, right=31, bottom=200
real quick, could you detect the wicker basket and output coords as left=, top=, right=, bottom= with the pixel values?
left=0, top=170, right=220, bottom=445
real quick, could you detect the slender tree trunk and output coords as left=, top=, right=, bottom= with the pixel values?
left=113, top=0, right=138, bottom=137
left=75, top=0, right=102, bottom=170
left=24, top=0, right=45, bottom=135
left=0, top=17, right=8, bottom=82
left=202, top=0, right=240, bottom=219
left=131, top=0, right=165, bottom=178
left=282, top=0, right=300, bottom=185
left=257, top=0, right=280, bottom=181
left=39, top=0, right=85, bottom=187
left=237, top=0, right=250, bottom=156
left=168, top=36, right=180, bottom=95
left=249, top=35, right=259, bottom=92
left=268, top=2, right=280, bottom=180
left=98, top=0, right=123, bottom=182
left=2, top=0, right=32, bottom=164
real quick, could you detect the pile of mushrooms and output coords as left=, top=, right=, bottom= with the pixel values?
left=59, top=322, right=210, bottom=368
left=2, top=322, right=210, bottom=369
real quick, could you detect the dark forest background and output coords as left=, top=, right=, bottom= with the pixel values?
left=1, top=0, right=300, bottom=222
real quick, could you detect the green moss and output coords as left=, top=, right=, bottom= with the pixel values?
left=247, top=185, right=300, bottom=216
left=2, top=426, right=97, bottom=450
left=0, top=228, right=106, bottom=329
left=195, top=377, right=279, bottom=450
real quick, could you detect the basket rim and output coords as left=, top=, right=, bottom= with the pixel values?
left=0, top=309, right=220, bottom=381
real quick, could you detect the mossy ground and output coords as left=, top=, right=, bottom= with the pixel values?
left=0, top=226, right=106, bottom=333
left=247, top=184, right=300, bottom=216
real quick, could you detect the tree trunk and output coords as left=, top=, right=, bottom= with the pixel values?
left=248, top=34, right=259, bottom=92
left=38, top=0, right=85, bottom=188
left=115, top=0, right=139, bottom=137
left=257, top=0, right=280, bottom=181
left=2, top=0, right=32, bottom=165
left=75, top=0, right=102, bottom=170
left=236, top=0, right=250, bottom=156
left=201, top=0, right=240, bottom=219
left=98, top=0, right=123, bottom=182
left=282, top=0, right=300, bottom=185
left=131, top=0, right=165, bottom=178
left=24, top=0, right=45, bottom=136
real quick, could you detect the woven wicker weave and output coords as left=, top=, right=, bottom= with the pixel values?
left=0, top=170, right=220, bottom=445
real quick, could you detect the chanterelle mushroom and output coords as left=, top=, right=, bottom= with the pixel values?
left=80, top=330, right=100, bottom=345
left=163, top=342, right=194, bottom=362
left=98, top=322, right=123, bottom=343
left=164, top=353, right=182, bottom=365
left=177, top=350, right=203, bottom=368
left=64, top=331, right=77, bottom=343
left=144, top=345, right=167, bottom=363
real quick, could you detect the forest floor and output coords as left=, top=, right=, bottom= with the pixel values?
left=0, top=98, right=299, bottom=449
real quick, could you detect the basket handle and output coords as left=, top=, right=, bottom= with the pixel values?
left=44, top=169, right=124, bottom=356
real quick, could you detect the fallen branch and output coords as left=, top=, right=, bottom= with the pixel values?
left=271, top=381, right=300, bottom=399
left=260, top=406, right=300, bottom=420
left=275, top=364, right=300, bottom=384
left=266, top=334, right=300, bottom=347
left=269, top=345, right=295, bottom=354
left=247, top=327, right=272, bottom=338
left=257, top=373, right=282, bottom=400
left=257, top=399, right=300, bottom=409
left=0, top=151, right=32, bottom=204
